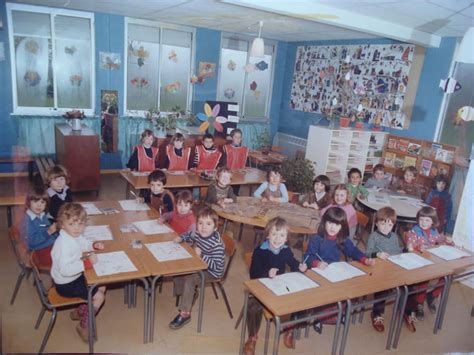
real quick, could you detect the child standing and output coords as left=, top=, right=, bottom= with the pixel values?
left=126, top=129, right=159, bottom=172
left=205, top=168, right=237, bottom=207
left=169, top=207, right=225, bottom=329
left=390, top=166, right=423, bottom=198
left=159, top=190, right=196, bottom=235
left=140, top=170, right=175, bottom=214
left=243, top=217, right=307, bottom=354
left=46, top=165, right=73, bottom=220
left=346, top=168, right=369, bottom=201
left=302, top=175, right=332, bottom=210
left=403, top=206, right=453, bottom=332
left=164, top=133, right=192, bottom=171
left=50, top=203, right=106, bottom=342
left=21, top=186, right=58, bottom=267
left=253, top=168, right=289, bottom=203
left=425, top=174, right=453, bottom=233
left=365, top=164, right=391, bottom=189
left=365, top=207, right=403, bottom=332
left=223, top=128, right=249, bottom=170
left=320, top=185, right=358, bottom=239
left=192, top=133, right=223, bottom=171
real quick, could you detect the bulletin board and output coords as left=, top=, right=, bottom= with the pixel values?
left=289, top=44, right=425, bottom=129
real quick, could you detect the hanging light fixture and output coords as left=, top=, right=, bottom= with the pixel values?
left=250, top=20, right=265, bottom=58
left=457, top=27, right=474, bottom=63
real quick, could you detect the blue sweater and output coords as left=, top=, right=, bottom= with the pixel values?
left=250, top=241, right=300, bottom=279
left=304, top=234, right=366, bottom=267
left=21, top=210, right=58, bottom=251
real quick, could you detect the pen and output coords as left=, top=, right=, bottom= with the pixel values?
left=129, top=190, right=137, bottom=198
left=315, top=252, right=324, bottom=262
left=286, top=286, right=291, bottom=292
left=302, top=255, right=309, bottom=264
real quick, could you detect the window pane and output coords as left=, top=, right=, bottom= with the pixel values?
left=217, top=48, right=247, bottom=106
left=244, top=52, right=272, bottom=117
left=54, top=15, right=91, bottom=40
left=12, top=11, right=51, bottom=37
left=222, top=37, right=248, bottom=51
left=160, top=44, right=190, bottom=111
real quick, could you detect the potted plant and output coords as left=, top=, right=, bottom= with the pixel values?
left=256, top=127, right=271, bottom=154
left=281, top=156, right=315, bottom=200
left=64, top=110, right=85, bottom=131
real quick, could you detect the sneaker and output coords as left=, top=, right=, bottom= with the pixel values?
left=243, top=336, right=257, bottom=355
left=427, top=300, right=437, bottom=314
left=75, top=323, right=89, bottom=343
left=403, top=312, right=417, bottom=332
left=313, top=321, right=323, bottom=334
left=169, top=313, right=191, bottom=330
left=372, top=315, right=385, bottom=332
left=416, top=304, right=424, bottom=321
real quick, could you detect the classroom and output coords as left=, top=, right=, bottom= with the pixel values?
left=1, top=0, right=473, bottom=354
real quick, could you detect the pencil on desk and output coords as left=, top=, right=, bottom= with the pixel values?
left=129, top=190, right=137, bottom=198
left=302, top=255, right=309, bottom=264
left=315, top=252, right=325, bottom=262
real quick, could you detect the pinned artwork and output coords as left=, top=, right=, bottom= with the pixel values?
left=198, top=61, right=216, bottom=78
left=164, top=81, right=181, bottom=93
left=255, top=60, right=268, bottom=71
left=227, top=59, right=236, bottom=71
left=128, top=42, right=149, bottom=67
left=99, top=52, right=121, bottom=70
left=224, top=88, right=235, bottom=99
left=290, top=44, right=416, bottom=129
left=168, top=50, right=178, bottom=62
left=439, top=77, right=462, bottom=94
left=197, top=103, right=227, bottom=134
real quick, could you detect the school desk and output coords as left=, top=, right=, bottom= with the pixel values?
left=248, top=150, right=286, bottom=169
left=0, top=195, right=25, bottom=226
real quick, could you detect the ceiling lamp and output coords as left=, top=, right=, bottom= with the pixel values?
left=457, top=27, right=474, bottom=63
left=250, top=21, right=264, bottom=58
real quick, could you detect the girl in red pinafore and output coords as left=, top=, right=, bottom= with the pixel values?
left=159, top=190, right=196, bottom=235
left=165, top=133, right=191, bottom=171
left=127, top=129, right=159, bottom=172
left=223, top=128, right=248, bottom=170
left=193, top=133, right=223, bottom=171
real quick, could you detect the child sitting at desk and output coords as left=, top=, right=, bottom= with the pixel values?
left=253, top=167, right=289, bottom=203
left=390, top=165, right=423, bottom=199
left=403, top=206, right=453, bottom=332
left=243, top=217, right=307, bottom=354
left=50, top=203, right=106, bottom=343
left=205, top=167, right=236, bottom=207
left=46, top=165, right=73, bottom=221
left=365, top=207, right=404, bottom=333
left=192, top=133, right=223, bottom=170
left=139, top=170, right=175, bottom=214
left=304, top=207, right=375, bottom=333
left=223, top=128, right=249, bottom=170
left=164, top=133, right=192, bottom=171
left=169, top=207, right=225, bottom=330
left=365, top=164, right=391, bottom=190
left=346, top=167, right=369, bottom=201
left=159, top=190, right=196, bottom=235
left=425, top=174, right=452, bottom=233
left=126, top=129, right=159, bottom=172
left=301, top=174, right=332, bottom=210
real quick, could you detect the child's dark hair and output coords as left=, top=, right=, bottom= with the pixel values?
left=314, top=175, right=330, bottom=192
left=216, top=167, right=232, bottom=179
left=264, top=217, right=288, bottom=238
left=373, top=164, right=385, bottom=174
left=375, top=207, right=396, bottom=224
left=196, top=206, right=219, bottom=228
left=266, top=166, right=282, bottom=181
left=176, top=190, right=193, bottom=205
left=433, top=174, right=449, bottom=189
left=230, top=128, right=242, bottom=137
left=416, top=206, right=439, bottom=228
left=25, top=186, right=49, bottom=210
left=202, top=133, right=214, bottom=141
left=347, top=167, right=362, bottom=179
left=170, top=132, right=185, bottom=145
left=141, top=129, right=154, bottom=141
left=46, top=165, right=69, bottom=185
left=318, top=207, right=349, bottom=248
left=404, top=165, right=417, bottom=176
left=148, top=169, right=167, bottom=185
left=56, top=203, right=87, bottom=229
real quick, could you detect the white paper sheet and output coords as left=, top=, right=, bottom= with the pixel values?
left=83, top=225, right=114, bottom=242
left=259, top=272, right=319, bottom=296
left=312, top=262, right=366, bottom=283
left=145, top=241, right=192, bottom=262
left=388, top=252, right=433, bottom=270
left=131, top=171, right=150, bottom=177
left=81, top=203, right=102, bottom=215
left=93, top=251, right=137, bottom=276
left=119, top=200, right=151, bottom=211
left=427, top=246, right=471, bottom=261
left=133, top=219, right=173, bottom=235
left=367, top=192, right=390, bottom=205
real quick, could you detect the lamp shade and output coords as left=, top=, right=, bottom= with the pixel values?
left=250, top=37, right=265, bottom=58
left=457, top=27, right=474, bottom=63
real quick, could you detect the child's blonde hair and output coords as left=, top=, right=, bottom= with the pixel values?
left=170, top=133, right=185, bottom=145
left=216, top=167, right=232, bottom=180
left=56, top=203, right=87, bottom=229
left=416, top=206, right=439, bottom=228
left=333, top=184, right=351, bottom=204
left=375, top=207, right=397, bottom=224
left=176, top=190, right=193, bottom=205
left=264, top=217, right=289, bottom=238
left=46, top=165, right=69, bottom=185
left=25, top=186, right=49, bottom=210
left=141, top=129, right=154, bottom=142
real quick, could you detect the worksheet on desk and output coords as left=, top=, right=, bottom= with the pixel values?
left=93, top=251, right=138, bottom=276
left=259, top=272, right=319, bottom=296
left=83, top=225, right=114, bottom=242
left=388, top=252, right=433, bottom=270
left=81, top=202, right=102, bottom=215
left=312, top=262, right=366, bottom=283
left=145, top=241, right=192, bottom=262
left=133, top=219, right=173, bottom=235
left=427, top=246, right=471, bottom=261
left=131, top=171, right=150, bottom=177
left=119, top=200, right=151, bottom=211
left=367, top=192, right=390, bottom=205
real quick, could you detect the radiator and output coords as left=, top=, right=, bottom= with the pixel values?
left=272, top=132, right=307, bottom=158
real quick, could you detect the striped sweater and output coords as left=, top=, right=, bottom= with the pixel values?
left=180, top=230, right=225, bottom=279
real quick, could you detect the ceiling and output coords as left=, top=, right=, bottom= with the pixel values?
left=8, top=0, right=474, bottom=46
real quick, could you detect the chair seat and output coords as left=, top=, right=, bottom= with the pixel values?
left=48, top=288, right=85, bottom=307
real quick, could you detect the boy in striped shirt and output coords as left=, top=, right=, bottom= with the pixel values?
left=169, top=206, right=225, bottom=329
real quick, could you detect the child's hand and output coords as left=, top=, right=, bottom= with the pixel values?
left=194, top=246, right=202, bottom=256
left=268, top=268, right=279, bottom=278
left=89, top=253, right=98, bottom=264
left=445, top=236, right=453, bottom=245
left=157, top=218, right=164, bottom=225
left=309, top=202, right=319, bottom=210
left=223, top=198, right=233, bottom=204
left=376, top=251, right=390, bottom=260
left=93, top=242, right=105, bottom=250
left=357, top=193, right=365, bottom=200
left=136, top=197, right=145, bottom=204
left=173, top=236, right=182, bottom=243
left=48, top=223, right=57, bottom=234
left=365, top=258, right=376, bottom=266
left=407, top=244, right=414, bottom=252
left=318, top=261, right=329, bottom=270
left=261, top=197, right=269, bottom=203
left=299, top=263, right=308, bottom=272
left=302, top=201, right=309, bottom=207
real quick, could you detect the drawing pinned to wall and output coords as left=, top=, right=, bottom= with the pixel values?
left=255, top=60, right=268, bottom=71
left=128, top=41, right=149, bottom=67
left=224, top=88, right=235, bottom=99
left=64, top=46, right=76, bottom=55
left=168, top=49, right=178, bottom=62
left=227, top=59, right=236, bottom=71
left=99, top=52, right=121, bottom=70
left=165, top=80, right=181, bottom=93
left=198, top=61, right=216, bottom=78
left=290, top=43, right=416, bottom=129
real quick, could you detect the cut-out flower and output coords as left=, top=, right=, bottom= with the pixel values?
left=197, top=103, right=227, bottom=134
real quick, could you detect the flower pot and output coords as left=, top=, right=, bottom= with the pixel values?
left=355, top=121, right=364, bottom=129
left=339, top=117, right=350, bottom=128
left=70, top=118, right=82, bottom=131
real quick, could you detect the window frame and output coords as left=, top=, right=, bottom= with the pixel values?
left=217, top=32, right=277, bottom=122
left=124, top=17, right=196, bottom=117
left=7, top=3, right=95, bottom=116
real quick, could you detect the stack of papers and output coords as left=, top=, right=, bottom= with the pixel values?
left=131, top=171, right=150, bottom=177
left=83, top=225, right=114, bottom=242
left=133, top=219, right=173, bottom=235
left=93, top=251, right=138, bottom=276
left=119, top=200, right=151, bottom=211
left=81, top=203, right=102, bottom=215
left=388, top=253, right=433, bottom=270
left=367, top=193, right=390, bottom=205
left=145, top=241, right=192, bottom=262
left=312, top=262, right=366, bottom=283
left=427, top=246, right=471, bottom=261
left=259, top=272, right=319, bottom=296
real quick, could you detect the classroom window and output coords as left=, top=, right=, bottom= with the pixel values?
left=125, top=18, right=194, bottom=115
left=7, top=4, right=94, bottom=115
left=217, top=35, right=275, bottom=120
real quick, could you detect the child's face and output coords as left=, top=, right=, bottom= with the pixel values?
left=203, top=138, right=214, bottom=149
left=334, top=189, right=348, bottom=205
left=62, top=218, right=86, bottom=238
left=177, top=200, right=192, bottom=215
left=404, top=171, right=415, bottom=183
left=30, top=199, right=46, bottom=215
left=325, top=221, right=342, bottom=236
left=232, top=132, right=242, bottom=145
left=349, top=172, right=361, bottom=186
left=314, top=181, right=326, bottom=193
left=142, top=135, right=154, bottom=147
left=376, top=218, right=394, bottom=235
left=374, top=170, right=385, bottom=180
left=150, top=180, right=164, bottom=194
left=217, top=172, right=232, bottom=187
left=174, top=140, right=184, bottom=149
left=50, top=176, right=66, bottom=192
left=268, top=171, right=281, bottom=185
left=197, top=216, right=216, bottom=237
left=419, top=216, right=433, bottom=230
left=436, top=181, right=446, bottom=191
left=267, top=226, right=288, bottom=250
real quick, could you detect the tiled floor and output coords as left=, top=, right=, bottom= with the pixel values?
left=1, top=174, right=473, bottom=354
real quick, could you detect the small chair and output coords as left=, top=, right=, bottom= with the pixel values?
left=354, top=211, right=370, bottom=247
left=30, top=256, right=86, bottom=353
left=9, top=225, right=32, bottom=305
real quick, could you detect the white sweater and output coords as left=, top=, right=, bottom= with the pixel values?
left=51, top=230, right=93, bottom=285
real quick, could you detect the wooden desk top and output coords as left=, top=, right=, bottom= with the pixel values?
left=0, top=195, right=25, bottom=206
left=120, top=168, right=266, bottom=190
left=358, top=190, right=425, bottom=219
left=248, top=150, right=286, bottom=164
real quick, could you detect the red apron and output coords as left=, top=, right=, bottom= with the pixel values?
left=137, top=145, right=159, bottom=172
left=166, top=145, right=191, bottom=171
left=224, top=144, right=248, bottom=169
left=196, top=145, right=222, bottom=170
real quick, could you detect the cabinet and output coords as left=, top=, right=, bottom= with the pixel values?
left=55, top=124, right=100, bottom=193
left=305, top=126, right=387, bottom=184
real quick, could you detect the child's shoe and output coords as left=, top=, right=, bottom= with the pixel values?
left=283, top=328, right=295, bottom=349
left=416, top=304, right=424, bottom=320
left=427, top=294, right=437, bottom=314
left=243, top=335, right=257, bottom=355
left=371, top=315, right=384, bottom=332
left=313, top=321, right=323, bottom=334
left=403, top=312, right=417, bottom=332
left=75, top=323, right=89, bottom=343
left=169, top=312, right=191, bottom=329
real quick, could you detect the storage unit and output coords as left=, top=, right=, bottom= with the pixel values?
left=305, top=125, right=387, bottom=184
left=55, top=124, right=100, bottom=193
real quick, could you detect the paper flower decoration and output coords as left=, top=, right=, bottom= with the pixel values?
left=65, top=46, right=77, bottom=55
left=168, top=50, right=178, bottom=62
left=131, top=77, right=149, bottom=88
left=224, top=88, right=235, bottom=99
left=227, top=60, right=236, bottom=71
left=69, top=74, right=83, bottom=86
left=197, top=103, right=227, bottom=134
left=243, top=63, right=256, bottom=73
left=165, top=81, right=181, bottom=93
left=250, top=81, right=257, bottom=91
left=25, top=40, right=39, bottom=54
left=255, top=60, right=268, bottom=71
left=24, top=71, right=41, bottom=87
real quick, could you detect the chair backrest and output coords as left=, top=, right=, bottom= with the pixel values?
left=244, top=252, right=253, bottom=269
left=221, top=232, right=236, bottom=279
left=356, top=211, right=369, bottom=227
left=9, top=224, right=31, bottom=269
left=287, top=191, right=300, bottom=204
left=30, top=255, right=52, bottom=309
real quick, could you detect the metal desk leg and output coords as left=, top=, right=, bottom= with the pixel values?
left=332, top=301, right=343, bottom=355
left=238, top=222, right=244, bottom=241
left=149, top=275, right=161, bottom=343
left=87, top=284, right=98, bottom=353
left=239, top=291, right=249, bottom=355
left=125, top=182, right=130, bottom=199
left=139, top=278, right=150, bottom=344
left=386, top=287, right=401, bottom=350
left=435, top=275, right=452, bottom=332
left=197, top=270, right=205, bottom=333
left=392, top=285, right=409, bottom=349
left=339, top=299, right=352, bottom=355
left=7, top=205, right=13, bottom=227
left=272, top=316, right=281, bottom=355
